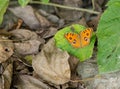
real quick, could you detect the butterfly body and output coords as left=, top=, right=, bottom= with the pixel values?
left=64, top=28, right=93, bottom=48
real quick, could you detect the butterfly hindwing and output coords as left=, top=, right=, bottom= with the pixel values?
left=80, top=28, right=93, bottom=47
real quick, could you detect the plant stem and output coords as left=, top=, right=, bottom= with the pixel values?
left=30, top=1, right=100, bottom=15
left=92, top=0, right=95, bottom=10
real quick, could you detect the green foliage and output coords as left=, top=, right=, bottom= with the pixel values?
left=0, top=0, right=9, bottom=24
left=18, top=0, right=30, bottom=7
left=41, top=0, right=49, bottom=3
left=54, top=24, right=96, bottom=61
left=24, top=55, right=33, bottom=65
left=97, top=0, right=120, bottom=74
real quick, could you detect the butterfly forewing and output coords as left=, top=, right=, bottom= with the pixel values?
left=64, top=32, right=81, bottom=48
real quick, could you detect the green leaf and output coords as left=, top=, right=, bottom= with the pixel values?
left=41, top=0, right=49, bottom=3
left=0, top=0, right=9, bottom=24
left=97, top=0, right=120, bottom=74
left=54, top=24, right=96, bottom=61
left=18, top=0, right=30, bottom=7
left=24, top=55, right=33, bottom=65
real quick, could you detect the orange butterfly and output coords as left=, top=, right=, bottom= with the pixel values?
left=64, top=28, right=93, bottom=48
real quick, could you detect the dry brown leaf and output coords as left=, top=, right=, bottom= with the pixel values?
left=0, top=36, right=14, bottom=63
left=38, top=9, right=49, bottom=17
left=0, top=63, right=13, bottom=89
left=35, top=11, right=50, bottom=27
left=41, top=27, right=57, bottom=38
left=10, top=29, right=43, bottom=55
left=87, top=15, right=101, bottom=30
left=10, top=29, right=38, bottom=41
left=14, top=75, right=50, bottom=89
left=9, top=6, right=41, bottom=29
left=68, top=56, right=79, bottom=75
left=32, top=38, right=70, bottom=85
left=57, top=0, right=83, bottom=21
left=14, top=40, right=41, bottom=55
left=47, top=14, right=59, bottom=23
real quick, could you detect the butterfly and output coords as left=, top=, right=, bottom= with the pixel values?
left=64, top=28, right=93, bottom=48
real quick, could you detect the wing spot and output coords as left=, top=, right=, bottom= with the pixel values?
left=84, top=37, right=88, bottom=41
left=72, top=39, right=76, bottom=44
left=86, top=33, right=89, bottom=36
left=69, top=37, right=72, bottom=40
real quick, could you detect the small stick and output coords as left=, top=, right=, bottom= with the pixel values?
left=30, top=1, right=100, bottom=15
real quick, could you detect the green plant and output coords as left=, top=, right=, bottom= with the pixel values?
left=0, top=0, right=9, bottom=24
left=18, top=0, right=31, bottom=7
left=54, top=24, right=96, bottom=61
left=97, top=0, right=120, bottom=74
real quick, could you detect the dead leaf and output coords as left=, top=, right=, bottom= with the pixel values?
left=68, top=56, right=79, bottom=75
left=0, top=62, right=13, bottom=89
left=14, top=75, right=50, bottom=89
left=57, top=0, right=83, bottom=21
left=10, top=29, right=38, bottom=41
left=9, top=6, right=41, bottom=29
left=87, top=15, right=101, bottom=30
left=0, top=10, right=18, bottom=30
left=14, top=40, right=41, bottom=55
left=47, top=14, right=60, bottom=23
left=38, top=9, right=49, bottom=17
left=74, top=17, right=87, bottom=27
left=32, top=38, right=70, bottom=85
left=0, top=30, right=12, bottom=37
left=35, top=11, right=50, bottom=27
left=41, top=27, right=57, bottom=38
left=0, top=36, right=14, bottom=63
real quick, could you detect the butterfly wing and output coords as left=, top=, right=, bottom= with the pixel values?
left=64, top=32, right=81, bottom=48
left=80, top=28, right=93, bottom=47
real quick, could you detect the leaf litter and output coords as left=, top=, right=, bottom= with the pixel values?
left=32, top=38, right=70, bottom=85
left=0, top=0, right=112, bottom=89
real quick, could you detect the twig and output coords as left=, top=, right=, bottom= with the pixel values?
left=70, top=75, right=101, bottom=82
left=0, top=40, right=13, bottom=42
left=30, top=1, right=100, bottom=15
left=92, top=0, right=95, bottom=10
left=0, top=39, right=21, bottom=42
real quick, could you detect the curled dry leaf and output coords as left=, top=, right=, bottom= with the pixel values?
left=38, top=9, right=65, bottom=27
left=57, top=0, right=83, bottom=21
left=0, top=63, right=13, bottom=89
left=38, top=9, right=49, bottom=17
left=15, top=40, right=41, bottom=55
left=10, top=29, right=43, bottom=55
left=68, top=56, right=79, bottom=75
left=14, top=75, right=50, bottom=89
left=0, top=36, right=14, bottom=63
left=75, top=17, right=87, bottom=27
left=35, top=11, right=50, bottom=27
left=9, top=6, right=41, bottom=29
left=10, top=29, right=38, bottom=41
left=32, top=38, right=70, bottom=85
left=41, top=27, right=58, bottom=38
left=47, top=14, right=60, bottom=24
left=87, top=15, right=100, bottom=30
left=0, top=10, right=18, bottom=30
